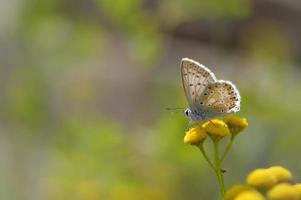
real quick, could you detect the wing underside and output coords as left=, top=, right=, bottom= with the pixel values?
left=181, top=58, right=216, bottom=109
left=197, top=81, right=240, bottom=118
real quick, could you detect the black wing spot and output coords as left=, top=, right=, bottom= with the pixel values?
left=197, top=83, right=201, bottom=85
left=204, top=93, right=207, bottom=96
left=189, top=84, right=193, bottom=86
left=200, top=102, right=203, bottom=105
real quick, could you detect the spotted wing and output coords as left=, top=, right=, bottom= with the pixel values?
left=181, top=58, right=216, bottom=109
left=196, top=80, right=240, bottom=119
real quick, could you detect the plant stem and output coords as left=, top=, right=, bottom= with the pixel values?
left=213, top=141, right=225, bottom=196
left=198, top=144, right=216, bottom=173
left=220, top=138, right=234, bottom=163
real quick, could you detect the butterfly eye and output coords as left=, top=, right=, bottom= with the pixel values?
left=184, top=109, right=190, bottom=116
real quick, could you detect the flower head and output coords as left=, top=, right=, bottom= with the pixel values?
left=234, top=190, right=265, bottom=200
left=184, top=124, right=207, bottom=145
left=225, top=185, right=253, bottom=200
left=246, top=168, right=277, bottom=189
left=202, top=119, right=230, bottom=141
left=293, top=184, right=301, bottom=197
left=225, top=116, right=248, bottom=136
left=267, top=183, right=299, bottom=200
left=267, top=166, right=292, bottom=183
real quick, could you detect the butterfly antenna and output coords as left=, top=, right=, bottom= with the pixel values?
left=165, top=107, right=185, bottom=111
left=165, top=107, right=185, bottom=115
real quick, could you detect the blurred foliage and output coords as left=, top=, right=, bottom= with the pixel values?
left=159, top=0, right=251, bottom=26
left=0, top=0, right=301, bottom=199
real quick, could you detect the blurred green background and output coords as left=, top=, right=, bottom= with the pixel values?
left=1, top=0, right=301, bottom=199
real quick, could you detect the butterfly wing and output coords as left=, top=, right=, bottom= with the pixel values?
left=196, top=80, right=241, bottom=119
left=181, top=58, right=217, bottom=110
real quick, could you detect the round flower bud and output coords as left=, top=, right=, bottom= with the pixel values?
left=293, top=184, right=301, bottom=198
left=184, top=124, right=207, bottom=145
left=224, top=185, right=253, bottom=200
left=267, top=166, right=292, bottom=183
left=234, top=190, right=265, bottom=200
left=202, top=119, right=230, bottom=141
left=267, top=183, right=299, bottom=200
left=225, top=116, right=248, bottom=136
left=246, top=169, right=277, bottom=189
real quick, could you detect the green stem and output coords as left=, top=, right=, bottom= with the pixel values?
left=198, top=144, right=216, bottom=173
left=220, top=138, right=234, bottom=163
left=213, top=141, right=225, bottom=197
left=220, top=170, right=226, bottom=196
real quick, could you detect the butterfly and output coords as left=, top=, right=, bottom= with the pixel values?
left=181, top=58, right=240, bottom=123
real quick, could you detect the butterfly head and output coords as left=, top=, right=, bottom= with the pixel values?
left=184, top=108, right=207, bottom=122
left=184, top=108, right=191, bottom=118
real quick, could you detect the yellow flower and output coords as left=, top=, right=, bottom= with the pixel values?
left=293, top=184, right=301, bottom=198
left=184, top=124, right=207, bottom=145
left=225, top=116, right=248, bottom=136
left=267, top=183, right=299, bottom=200
left=267, top=166, right=292, bottom=183
left=202, top=119, right=230, bottom=141
left=234, top=190, right=265, bottom=200
left=225, top=185, right=253, bottom=200
left=246, top=169, right=277, bottom=189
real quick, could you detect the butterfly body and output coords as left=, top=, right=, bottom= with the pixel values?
left=184, top=108, right=208, bottom=122
left=181, top=58, right=240, bottom=123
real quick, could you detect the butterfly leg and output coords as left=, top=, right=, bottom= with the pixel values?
left=209, top=120, right=220, bottom=128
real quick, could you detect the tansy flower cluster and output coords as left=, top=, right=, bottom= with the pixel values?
left=184, top=115, right=248, bottom=145
left=225, top=166, right=301, bottom=200
left=183, top=116, right=248, bottom=196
